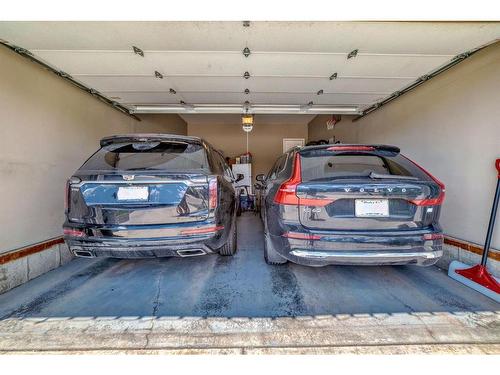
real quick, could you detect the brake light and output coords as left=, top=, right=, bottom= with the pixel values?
left=274, top=154, right=334, bottom=206
left=209, top=178, right=218, bottom=209
left=63, top=228, right=85, bottom=237
left=327, top=145, right=375, bottom=152
left=64, top=180, right=70, bottom=212
left=423, top=233, right=444, bottom=241
left=282, top=232, right=322, bottom=240
left=181, top=225, right=224, bottom=235
left=274, top=154, right=302, bottom=205
left=410, top=193, right=445, bottom=206
left=402, top=155, right=446, bottom=206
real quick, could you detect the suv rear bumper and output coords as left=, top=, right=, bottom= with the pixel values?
left=288, top=249, right=442, bottom=266
left=66, top=238, right=217, bottom=258
left=63, top=222, right=224, bottom=259
left=271, top=230, right=443, bottom=267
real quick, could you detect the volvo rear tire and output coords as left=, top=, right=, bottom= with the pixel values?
left=264, top=230, right=287, bottom=265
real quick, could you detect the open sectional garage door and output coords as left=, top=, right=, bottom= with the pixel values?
left=0, top=20, right=499, bottom=354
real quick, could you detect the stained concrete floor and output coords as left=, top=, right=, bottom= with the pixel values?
left=0, top=213, right=498, bottom=319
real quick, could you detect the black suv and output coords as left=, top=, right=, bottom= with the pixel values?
left=63, top=134, right=241, bottom=259
left=257, top=144, right=445, bottom=267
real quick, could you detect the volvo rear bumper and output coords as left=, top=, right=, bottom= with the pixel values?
left=271, top=229, right=444, bottom=267
left=288, top=249, right=443, bottom=266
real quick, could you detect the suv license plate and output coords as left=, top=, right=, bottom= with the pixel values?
left=355, top=199, right=389, bottom=217
left=117, top=186, right=149, bottom=201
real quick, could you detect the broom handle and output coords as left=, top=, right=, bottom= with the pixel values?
left=481, top=159, right=500, bottom=266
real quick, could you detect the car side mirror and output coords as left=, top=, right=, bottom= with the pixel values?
left=235, top=173, right=244, bottom=182
left=256, top=174, right=265, bottom=182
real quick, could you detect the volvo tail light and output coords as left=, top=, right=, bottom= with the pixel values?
left=274, top=154, right=334, bottom=206
left=402, top=156, right=446, bottom=206
left=209, top=178, right=218, bottom=209
left=274, top=154, right=302, bottom=205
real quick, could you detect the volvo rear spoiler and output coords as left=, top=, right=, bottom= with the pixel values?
left=300, top=144, right=400, bottom=154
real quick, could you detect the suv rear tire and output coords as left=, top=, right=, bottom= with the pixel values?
left=219, top=221, right=237, bottom=256
left=264, top=231, right=287, bottom=265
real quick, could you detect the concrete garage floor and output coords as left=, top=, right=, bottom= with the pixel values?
left=0, top=213, right=499, bottom=353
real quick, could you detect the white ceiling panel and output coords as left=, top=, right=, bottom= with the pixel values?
left=1, top=21, right=498, bottom=112
left=1, top=22, right=498, bottom=54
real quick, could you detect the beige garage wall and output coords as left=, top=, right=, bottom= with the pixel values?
left=318, top=42, right=500, bottom=249
left=308, top=115, right=358, bottom=144
left=186, top=115, right=310, bottom=181
left=133, top=114, right=187, bottom=134
left=0, top=46, right=186, bottom=253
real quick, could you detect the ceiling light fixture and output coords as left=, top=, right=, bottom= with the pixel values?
left=131, top=104, right=360, bottom=115
left=132, top=46, right=144, bottom=57
left=347, top=49, right=358, bottom=59
left=154, top=71, right=163, bottom=79
left=243, top=47, right=251, bottom=57
left=241, top=114, right=254, bottom=132
left=329, top=72, right=338, bottom=80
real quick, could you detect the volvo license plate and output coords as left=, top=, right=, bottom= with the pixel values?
left=355, top=199, right=389, bottom=217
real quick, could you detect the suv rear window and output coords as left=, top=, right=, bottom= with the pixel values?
left=299, top=150, right=431, bottom=182
left=81, top=141, right=209, bottom=171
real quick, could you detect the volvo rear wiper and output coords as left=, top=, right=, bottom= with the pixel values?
left=369, top=172, right=418, bottom=181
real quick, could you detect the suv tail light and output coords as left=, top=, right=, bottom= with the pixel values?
left=209, top=178, right=218, bottom=209
left=402, top=156, right=446, bottom=206
left=274, top=154, right=334, bottom=206
left=63, top=228, right=85, bottom=237
left=64, top=180, right=70, bottom=213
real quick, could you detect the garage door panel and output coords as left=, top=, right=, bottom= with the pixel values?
left=327, top=78, right=414, bottom=93
left=339, top=55, right=453, bottom=77
left=113, top=92, right=181, bottom=104
left=33, top=50, right=452, bottom=79
left=2, top=22, right=499, bottom=55
left=77, top=75, right=409, bottom=98
left=314, top=93, right=384, bottom=105
left=168, top=76, right=247, bottom=92
left=180, top=92, right=246, bottom=104
left=33, top=51, right=245, bottom=76
left=76, top=76, right=177, bottom=92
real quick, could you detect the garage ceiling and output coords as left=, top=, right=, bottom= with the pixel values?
left=1, top=22, right=499, bottom=115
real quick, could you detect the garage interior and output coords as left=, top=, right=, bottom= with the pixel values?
left=0, top=21, right=499, bottom=353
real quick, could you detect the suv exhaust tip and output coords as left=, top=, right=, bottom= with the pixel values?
left=73, top=249, right=95, bottom=258
left=177, top=249, right=206, bottom=257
